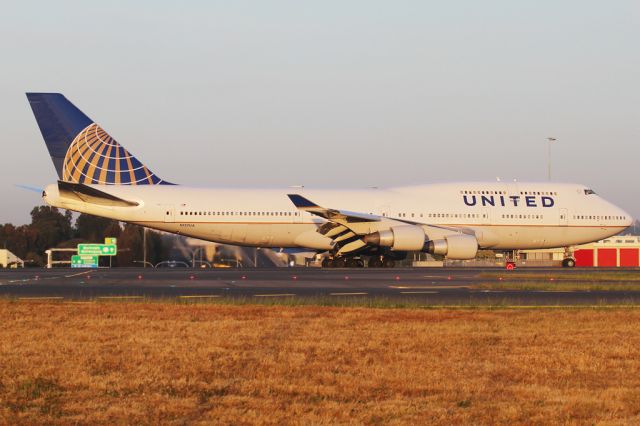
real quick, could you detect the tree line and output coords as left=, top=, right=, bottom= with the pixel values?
left=0, top=206, right=169, bottom=267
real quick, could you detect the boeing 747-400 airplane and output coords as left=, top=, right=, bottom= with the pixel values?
left=27, top=93, right=633, bottom=267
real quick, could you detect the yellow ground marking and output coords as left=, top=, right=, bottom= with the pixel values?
left=18, top=297, right=64, bottom=301
left=97, top=296, right=144, bottom=300
left=389, top=285, right=470, bottom=289
left=178, top=295, right=222, bottom=299
left=330, top=292, right=368, bottom=296
left=253, top=294, right=296, bottom=297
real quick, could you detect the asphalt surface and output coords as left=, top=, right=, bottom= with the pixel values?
left=1, top=267, right=640, bottom=305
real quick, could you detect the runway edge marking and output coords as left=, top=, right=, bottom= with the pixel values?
left=253, top=294, right=296, bottom=297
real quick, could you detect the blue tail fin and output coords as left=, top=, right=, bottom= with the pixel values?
left=26, top=93, right=171, bottom=185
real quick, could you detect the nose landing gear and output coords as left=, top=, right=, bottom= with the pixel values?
left=562, top=247, right=576, bottom=268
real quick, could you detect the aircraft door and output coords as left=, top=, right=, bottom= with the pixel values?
left=378, top=204, right=391, bottom=218
left=559, top=208, right=568, bottom=226
left=481, top=208, right=491, bottom=225
left=163, top=206, right=175, bottom=223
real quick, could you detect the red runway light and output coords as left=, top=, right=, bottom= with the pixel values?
left=395, top=276, right=400, bottom=281
left=292, top=276, right=298, bottom=280
left=447, top=276, right=452, bottom=280
left=241, top=275, right=247, bottom=280
left=344, top=276, right=349, bottom=280
left=137, top=275, right=143, bottom=280
left=189, top=275, right=195, bottom=280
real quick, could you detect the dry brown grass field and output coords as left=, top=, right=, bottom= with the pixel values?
left=1, top=302, right=640, bottom=425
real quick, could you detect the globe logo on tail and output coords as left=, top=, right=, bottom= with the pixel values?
left=62, top=123, right=163, bottom=185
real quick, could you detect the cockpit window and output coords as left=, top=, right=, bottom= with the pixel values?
left=584, top=189, right=596, bottom=195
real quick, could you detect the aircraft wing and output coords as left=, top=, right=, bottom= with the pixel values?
left=287, top=194, right=388, bottom=254
left=287, top=194, right=479, bottom=255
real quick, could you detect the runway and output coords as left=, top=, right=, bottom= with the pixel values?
left=1, top=267, right=640, bottom=305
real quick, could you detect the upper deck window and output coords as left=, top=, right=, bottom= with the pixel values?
left=584, top=189, right=596, bottom=195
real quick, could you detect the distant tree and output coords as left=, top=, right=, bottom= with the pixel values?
left=103, top=221, right=123, bottom=240
left=115, top=224, right=168, bottom=267
left=116, top=224, right=144, bottom=266
left=1, top=205, right=169, bottom=267
left=75, top=213, right=121, bottom=242
left=24, top=251, right=44, bottom=267
left=0, top=223, right=30, bottom=260
left=147, top=229, right=169, bottom=265
left=29, top=206, right=73, bottom=255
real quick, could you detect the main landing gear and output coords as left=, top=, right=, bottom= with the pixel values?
left=322, top=257, right=365, bottom=268
left=321, top=256, right=396, bottom=268
left=368, top=256, right=396, bottom=268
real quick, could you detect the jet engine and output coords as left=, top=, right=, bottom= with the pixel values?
left=363, top=226, right=478, bottom=259
left=426, top=234, right=478, bottom=260
left=363, top=225, right=427, bottom=251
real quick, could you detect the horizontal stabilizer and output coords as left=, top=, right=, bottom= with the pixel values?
left=15, top=184, right=44, bottom=194
left=58, top=181, right=139, bottom=207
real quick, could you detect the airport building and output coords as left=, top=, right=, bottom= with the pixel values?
left=0, top=249, right=24, bottom=268
left=521, top=236, right=640, bottom=267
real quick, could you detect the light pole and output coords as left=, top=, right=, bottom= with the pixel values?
left=547, top=137, right=556, bottom=181
left=192, top=247, right=203, bottom=269
left=143, top=227, right=148, bottom=268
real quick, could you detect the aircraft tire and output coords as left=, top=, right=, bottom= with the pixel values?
left=333, top=257, right=346, bottom=268
left=368, top=257, right=383, bottom=268
left=562, top=258, right=576, bottom=268
left=346, top=258, right=359, bottom=268
left=383, top=258, right=396, bottom=268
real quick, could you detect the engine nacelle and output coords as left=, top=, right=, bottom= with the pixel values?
left=363, top=225, right=426, bottom=251
left=426, top=234, right=478, bottom=260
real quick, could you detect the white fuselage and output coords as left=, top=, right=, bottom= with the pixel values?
left=44, top=181, right=632, bottom=251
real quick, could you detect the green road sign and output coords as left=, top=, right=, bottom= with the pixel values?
left=77, top=243, right=117, bottom=256
left=105, top=237, right=117, bottom=245
left=71, top=255, right=98, bottom=268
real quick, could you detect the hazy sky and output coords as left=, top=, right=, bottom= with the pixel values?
left=1, top=1, right=638, bottom=224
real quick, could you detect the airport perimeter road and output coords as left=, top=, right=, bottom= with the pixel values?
left=1, top=268, right=640, bottom=305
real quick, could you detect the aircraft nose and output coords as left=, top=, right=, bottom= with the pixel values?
left=624, top=213, right=634, bottom=227
left=617, top=206, right=634, bottom=227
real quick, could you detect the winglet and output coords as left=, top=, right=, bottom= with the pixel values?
left=287, top=194, right=320, bottom=209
